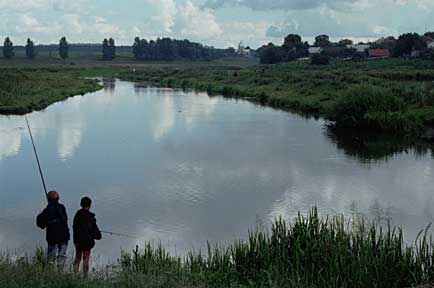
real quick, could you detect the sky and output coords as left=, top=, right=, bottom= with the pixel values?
left=0, top=0, right=433, bottom=48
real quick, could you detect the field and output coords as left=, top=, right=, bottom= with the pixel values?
left=1, top=209, right=434, bottom=288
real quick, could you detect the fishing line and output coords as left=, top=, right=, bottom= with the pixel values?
left=25, top=115, right=134, bottom=239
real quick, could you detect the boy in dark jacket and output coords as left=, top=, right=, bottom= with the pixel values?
left=73, top=197, right=102, bottom=276
left=36, top=191, right=70, bottom=267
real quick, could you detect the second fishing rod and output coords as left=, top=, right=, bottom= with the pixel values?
left=25, top=115, right=134, bottom=239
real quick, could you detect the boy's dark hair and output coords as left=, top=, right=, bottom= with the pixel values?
left=47, top=191, right=60, bottom=203
left=80, top=197, right=92, bottom=208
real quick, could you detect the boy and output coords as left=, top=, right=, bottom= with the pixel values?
left=73, top=197, right=102, bottom=276
left=36, top=190, right=70, bottom=267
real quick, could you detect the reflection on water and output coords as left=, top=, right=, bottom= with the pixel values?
left=1, top=79, right=434, bottom=264
left=326, top=126, right=434, bottom=163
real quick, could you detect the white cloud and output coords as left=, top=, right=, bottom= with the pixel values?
left=0, top=128, right=22, bottom=160
left=146, top=0, right=177, bottom=33
left=63, top=14, right=84, bottom=34
left=152, top=90, right=175, bottom=141
left=393, top=0, right=434, bottom=10
left=0, top=0, right=49, bottom=12
left=372, top=25, right=398, bottom=35
left=414, top=0, right=434, bottom=10
left=12, top=14, right=60, bottom=34
left=144, top=0, right=222, bottom=40
left=94, top=17, right=123, bottom=35
left=204, top=0, right=368, bottom=11
left=174, top=0, right=222, bottom=38
left=51, top=0, right=89, bottom=12
left=221, top=20, right=271, bottom=47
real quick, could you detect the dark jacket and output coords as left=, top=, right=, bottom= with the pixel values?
left=36, top=202, right=70, bottom=245
left=73, top=209, right=102, bottom=251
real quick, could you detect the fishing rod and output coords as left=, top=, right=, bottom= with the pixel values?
left=25, top=115, right=134, bottom=239
left=100, top=230, right=136, bottom=238
left=25, top=115, right=48, bottom=199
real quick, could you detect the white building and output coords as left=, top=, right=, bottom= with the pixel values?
left=308, top=47, right=323, bottom=55
left=347, top=44, right=370, bottom=53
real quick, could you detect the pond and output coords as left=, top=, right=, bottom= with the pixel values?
left=1, top=79, right=433, bottom=264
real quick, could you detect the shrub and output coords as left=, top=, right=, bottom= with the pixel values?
left=311, top=54, right=330, bottom=65
left=330, top=84, right=419, bottom=134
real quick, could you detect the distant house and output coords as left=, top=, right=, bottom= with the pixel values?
left=308, top=47, right=323, bottom=55
left=237, top=46, right=253, bottom=57
left=347, top=44, right=370, bottom=53
left=428, top=41, right=434, bottom=49
left=368, top=49, right=390, bottom=58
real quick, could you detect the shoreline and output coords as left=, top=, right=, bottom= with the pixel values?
left=2, top=209, right=434, bottom=287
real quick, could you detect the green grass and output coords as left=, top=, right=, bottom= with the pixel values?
left=2, top=209, right=434, bottom=288
left=0, top=68, right=102, bottom=114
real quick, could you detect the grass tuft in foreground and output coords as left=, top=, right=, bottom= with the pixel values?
left=2, top=208, right=434, bottom=287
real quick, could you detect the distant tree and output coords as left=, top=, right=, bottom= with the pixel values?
left=58, top=37, right=69, bottom=59
left=424, top=32, right=434, bottom=40
left=25, top=38, right=36, bottom=59
left=338, top=39, right=353, bottom=47
left=283, top=34, right=302, bottom=49
left=394, top=33, right=426, bottom=57
left=3, top=37, right=14, bottom=59
left=281, top=34, right=309, bottom=61
left=259, top=43, right=284, bottom=64
left=102, top=38, right=115, bottom=60
left=102, top=38, right=109, bottom=60
left=314, top=35, right=331, bottom=47
left=133, top=37, right=141, bottom=59
left=108, top=38, right=116, bottom=60
left=132, top=37, right=223, bottom=61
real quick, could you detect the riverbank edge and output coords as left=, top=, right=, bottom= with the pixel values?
left=2, top=63, right=434, bottom=143
left=110, top=64, right=434, bottom=144
left=0, top=72, right=103, bottom=115
left=115, top=72, right=434, bottom=143
left=2, top=208, right=434, bottom=288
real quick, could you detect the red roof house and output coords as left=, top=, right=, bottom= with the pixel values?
left=368, top=49, right=391, bottom=58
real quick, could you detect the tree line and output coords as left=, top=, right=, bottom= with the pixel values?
left=258, top=32, right=434, bottom=64
left=132, top=37, right=229, bottom=61
left=2, top=36, right=234, bottom=61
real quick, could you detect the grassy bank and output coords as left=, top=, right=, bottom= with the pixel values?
left=1, top=59, right=434, bottom=138
left=2, top=209, right=434, bottom=288
left=112, top=59, right=434, bottom=139
left=0, top=68, right=102, bottom=114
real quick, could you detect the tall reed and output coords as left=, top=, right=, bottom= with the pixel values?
left=121, top=208, right=434, bottom=287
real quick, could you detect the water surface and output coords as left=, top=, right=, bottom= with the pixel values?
left=1, top=79, right=433, bottom=263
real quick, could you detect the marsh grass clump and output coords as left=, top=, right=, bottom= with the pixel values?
left=119, top=208, right=434, bottom=288
left=330, top=84, right=430, bottom=136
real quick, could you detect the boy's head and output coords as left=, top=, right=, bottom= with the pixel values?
left=47, top=191, right=60, bottom=203
left=80, top=197, right=92, bottom=209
